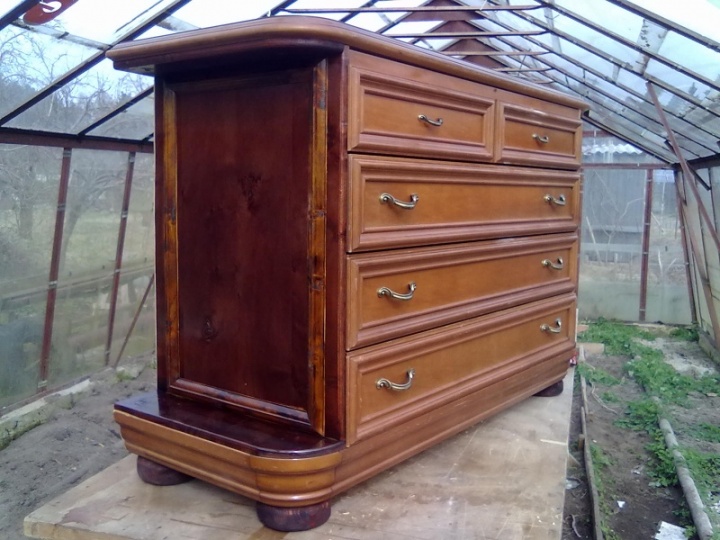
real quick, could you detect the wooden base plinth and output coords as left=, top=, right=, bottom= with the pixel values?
left=257, top=501, right=331, bottom=531
left=533, top=379, right=564, bottom=397
left=136, top=456, right=192, bottom=486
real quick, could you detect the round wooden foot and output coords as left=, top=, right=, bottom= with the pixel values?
left=256, top=501, right=331, bottom=531
left=136, top=456, right=192, bottom=486
left=533, top=379, right=564, bottom=397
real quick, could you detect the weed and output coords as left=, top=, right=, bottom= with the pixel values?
left=688, top=423, right=720, bottom=443
left=576, top=362, right=621, bottom=386
left=590, top=444, right=622, bottom=539
left=601, top=391, right=620, bottom=403
left=682, top=448, right=720, bottom=503
left=615, top=398, right=661, bottom=432
left=669, top=325, right=699, bottom=342
left=578, top=318, right=656, bottom=356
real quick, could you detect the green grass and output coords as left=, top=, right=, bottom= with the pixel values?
left=578, top=318, right=657, bottom=356
left=576, top=362, right=621, bottom=386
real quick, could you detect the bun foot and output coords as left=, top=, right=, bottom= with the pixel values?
left=136, top=456, right=192, bottom=486
left=257, top=501, right=331, bottom=531
left=534, top=379, right=564, bottom=397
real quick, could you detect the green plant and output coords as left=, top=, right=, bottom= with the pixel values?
left=579, top=318, right=656, bottom=356
left=576, top=362, right=621, bottom=386
left=615, top=398, right=661, bottom=432
left=601, top=391, right=620, bottom=403
left=669, top=325, right=699, bottom=342
left=688, top=423, right=720, bottom=443
left=682, top=448, right=720, bottom=502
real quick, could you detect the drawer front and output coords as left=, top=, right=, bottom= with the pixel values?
left=347, top=233, right=578, bottom=349
left=495, top=100, right=582, bottom=169
left=348, top=51, right=495, bottom=162
left=349, top=155, right=580, bottom=251
left=346, top=294, right=576, bottom=443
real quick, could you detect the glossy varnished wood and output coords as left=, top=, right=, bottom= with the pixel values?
left=346, top=293, right=576, bottom=443
left=348, top=155, right=580, bottom=251
left=107, top=16, right=585, bottom=531
left=347, top=233, right=578, bottom=349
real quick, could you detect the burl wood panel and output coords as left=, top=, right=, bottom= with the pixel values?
left=170, top=70, right=315, bottom=420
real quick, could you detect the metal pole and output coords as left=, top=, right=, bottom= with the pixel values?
left=38, top=148, right=72, bottom=390
left=105, top=152, right=136, bottom=366
left=639, top=169, right=654, bottom=321
left=675, top=182, right=698, bottom=324
left=113, top=273, right=155, bottom=369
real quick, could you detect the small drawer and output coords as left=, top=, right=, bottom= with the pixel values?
left=346, top=233, right=578, bottom=350
left=495, top=100, right=582, bottom=169
left=347, top=51, right=495, bottom=162
left=346, top=293, right=576, bottom=443
left=348, top=155, right=580, bottom=251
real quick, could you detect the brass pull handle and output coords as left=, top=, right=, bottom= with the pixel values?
left=378, top=282, right=417, bottom=301
left=376, top=369, right=415, bottom=391
left=533, top=133, right=550, bottom=144
left=544, top=194, right=567, bottom=206
left=540, top=318, right=563, bottom=334
left=380, top=192, right=419, bottom=210
left=418, top=114, right=443, bottom=127
left=542, top=257, right=564, bottom=270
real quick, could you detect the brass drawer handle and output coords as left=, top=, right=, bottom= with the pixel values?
left=542, top=257, right=564, bottom=270
left=418, top=114, right=443, bottom=127
left=378, top=282, right=417, bottom=301
left=533, top=133, right=550, bottom=144
left=544, top=194, right=567, bottom=206
left=540, top=318, right=563, bottom=334
left=380, top=192, right=419, bottom=210
left=376, top=368, right=415, bottom=391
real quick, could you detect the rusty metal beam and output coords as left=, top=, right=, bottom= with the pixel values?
left=105, top=152, right=136, bottom=366
left=495, top=66, right=552, bottom=73
left=583, top=114, right=673, bottom=163
left=386, top=29, right=545, bottom=39
left=583, top=163, right=671, bottom=170
left=284, top=5, right=540, bottom=14
left=639, top=169, right=653, bottom=322
left=444, top=50, right=546, bottom=56
left=649, top=81, right=720, bottom=337
left=38, top=148, right=72, bottom=390
left=0, top=127, right=153, bottom=152
left=676, top=182, right=699, bottom=324
left=112, top=273, right=155, bottom=369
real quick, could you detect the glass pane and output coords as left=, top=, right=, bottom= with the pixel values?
left=579, top=168, right=646, bottom=321
left=48, top=149, right=129, bottom=387
left=555, top=0, right=644, bottom=42
left=0, top=145, right=64, bottom=408
left=631, top=0, right=720, bottom=43
left=645, top=171, right=692, bottom=324
left=7, top=58, right=151, bottom=133
left=645, top=59, right=713, bottom=99
left=0, top=25, right=98, bottom=119
left=110, top=153, right=155, bottom=366
left=86, top=95, right=154, bottom=140
left=659, top=31, right=720, bottom=82
left=42, top=0, right=182, bottom=45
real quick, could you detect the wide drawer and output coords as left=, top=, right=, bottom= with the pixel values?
left=349, top=154, right=580, bottom=252
left=495, top=98, right=582, bottom=169
left=346, top=293, right=576, bottom=443
left=346, top=233, right=578, bottom=349
left=347, top=51, right=495, bottom=162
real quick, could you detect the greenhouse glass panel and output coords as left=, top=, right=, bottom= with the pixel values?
left=658, top=32, right=720, bottom=81
left=48, top=149, right=129, bottom=388
left=551, top=14, right=638, bottom=66
left=631, top=0, right=720, bottom=41
left=579, top=167, right=646, bottom=321
left=6, top=58, right=151, bottom=133
left=551, top=37, right=616, bottom=80
left=0, top=145, right=64, bottom=408
left=645, top=59, right=714, bottom=100
left=645, top=170, right=692, bottom=324
left=0, top=25, right=98, bottom=119
left=86, top=95, right=154, bottom=140
left=556, top=0, right=644, bottom=43
left=109, top=153, right=154, bottom=366
left=170, top=0, right=286, bottom=29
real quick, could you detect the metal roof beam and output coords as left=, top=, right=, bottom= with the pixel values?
left=0, top=0, right=39, bottom=31
left=283, top=5, right=540, bottom=14
left=533, top=0, right=720, bottom=94
left=583, top=114, right=673, bottom=163
left=444, top=49, right=546, bottom=56
left=0, top=127, right=153, bottom=153
left=78, top=87, right=153, bottom=136
left=0, top=0, right=193, bottom=127
left=484, top=0, right=719, bottom=121
left=386, top=29, right=545, bottom=39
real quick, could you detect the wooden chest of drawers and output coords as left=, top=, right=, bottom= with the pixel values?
left=109, top=16, right=586, bottom=531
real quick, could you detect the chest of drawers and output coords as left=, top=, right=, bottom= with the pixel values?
left=109, top=16, right=585, bottom=531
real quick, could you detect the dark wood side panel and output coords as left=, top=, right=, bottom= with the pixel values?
left=167, top=69, right=317, bottom=424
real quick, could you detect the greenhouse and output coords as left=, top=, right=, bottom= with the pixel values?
left=1, top=1, right=720, bottom=539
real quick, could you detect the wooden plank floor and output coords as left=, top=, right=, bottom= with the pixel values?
left=24, top=371, right=573, bottom=540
